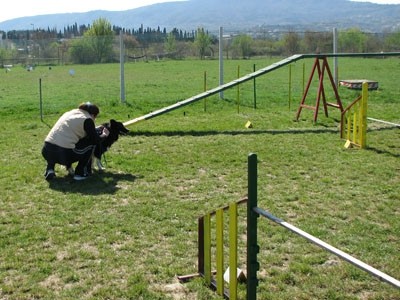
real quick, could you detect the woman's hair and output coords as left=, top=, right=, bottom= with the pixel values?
left=78, top=102, right=99, bottom=117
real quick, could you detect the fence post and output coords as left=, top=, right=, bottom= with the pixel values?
left=253, top=64, right=257, bottom=109
left=247, top=153, right=259, bottom=300
left=288, top=64, right=292, bottom=110
left=237, top=65, right=240, bottom=113
left=204, top=71, right=207, bottom=112
left=39, top=78, right=43, bottom=122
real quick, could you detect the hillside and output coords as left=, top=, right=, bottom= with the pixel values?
left=1, top=0, right=400, bottom=33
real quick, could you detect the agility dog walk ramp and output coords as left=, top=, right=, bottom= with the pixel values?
left=123, top=54, right=303, bottom=127
left=123, top=52, right=400, bottom=127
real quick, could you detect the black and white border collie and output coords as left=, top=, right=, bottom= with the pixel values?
left=94, top=119, right=129, bottom=170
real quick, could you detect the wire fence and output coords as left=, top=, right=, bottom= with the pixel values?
left=1, top=30, right=399, bottom=67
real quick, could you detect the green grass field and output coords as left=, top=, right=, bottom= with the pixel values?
left=0, top=56, right=399, bottom=299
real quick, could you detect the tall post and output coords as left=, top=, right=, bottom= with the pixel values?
left=204, top=71, right=207, bottom=112
left=120, top=31, right=126, bottom=103
left=333, top=27, right=338, bottom=88
left=247, top=153, right=259, bottom=300
left=302, top=62, right=305, bottom=96
left=253, top=64, right=257, bottom=109
left=39, top=78, right=43, bottom=122
left=237, top=65, right=240, bottom=113
left=288, top=64, right=292, bottom=110
left=219, top=26, right=224, bottom=99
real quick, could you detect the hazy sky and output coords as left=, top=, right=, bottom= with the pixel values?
left=0, top=0, right=399, bottom=23
left=0, top=0, right=185, bottom=22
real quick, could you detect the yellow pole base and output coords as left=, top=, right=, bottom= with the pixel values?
left=344, top=140, right=353, bottom=149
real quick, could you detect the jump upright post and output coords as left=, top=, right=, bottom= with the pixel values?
left=246, top=153, right=259, bottom=300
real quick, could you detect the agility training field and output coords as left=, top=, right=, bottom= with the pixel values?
left=0, top=56, right=399, bottom=299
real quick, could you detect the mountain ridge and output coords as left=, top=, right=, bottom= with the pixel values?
left=1, top=0, right=400, bottom=33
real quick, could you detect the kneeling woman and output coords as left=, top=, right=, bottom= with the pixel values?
left=42, top=102, right=109, bottom=181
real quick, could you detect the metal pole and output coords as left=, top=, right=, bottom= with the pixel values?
left=237, top=65, right=240, bottom=113
left=333, top=27, right=338, bottom=88
left=247, top=153, right=259, bottom=300
left=253, top=206, right=400, bottom=289
left=288, top=64, right=292, bottom=110
left=303, top=62, right=305, bottom=96
left=204, top=71, right=207, bottom=112
left=39, top=78, right=43, bottom=122
left=219, top=26, right=224, bottom=99
left=253, top=64, right=257, bottom=109
left=120, top=31, right=126, bottom=103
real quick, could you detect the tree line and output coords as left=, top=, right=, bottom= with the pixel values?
left=2, top=22, right=197, bottom=43
left=1, top=18, right=400, bottom=65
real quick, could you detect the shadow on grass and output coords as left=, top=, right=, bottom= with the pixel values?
left=367, top=126, right=400, bottom=158
left=367, top=146, right=400, bottom=158
left=130, top=128, right=339, bottom=137
left=48, top=170, right=139, bottom=195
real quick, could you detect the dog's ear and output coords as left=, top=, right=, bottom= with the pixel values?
left=109, top=119, right=118, bottom=131
left=109, top=119, right=129, bottom=134
left=115, top=120, right=129, bottom=134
